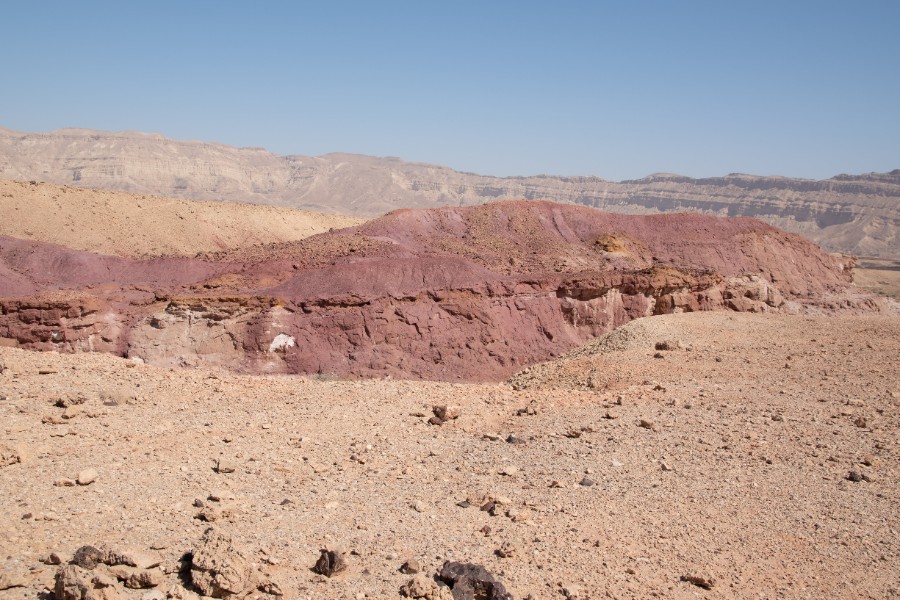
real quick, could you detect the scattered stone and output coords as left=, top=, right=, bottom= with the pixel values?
left=653, top=352, right=665, bottom=359
left=103, top=547, right=162, bottom=569
left=579, top=477, right=595, bottom=487
left=141, top=591, right=166, bottom=600
left=853, top=416, right=867, bottom=428
left=681, top=574, right=715, bottom=590
left=561, top=583, right=583, bottom=599
left=41, top=551, right=68, bottom=565
left=505, top=434, right=525, bottom=444
left=508, top=508, right=529, bottom=522
left=190, top=527, right=255, bottom=597
left=0, top=560, right=28, bottom=590
left=499, top=465, right=519, bottom=476
left=108, top=565, right=163, bottom=589
left=257, top=580, right=284, bottom=596
left=412, top=500, right=428, bottom=513
left=515, top=406, right=538, bottom=416
left=437, top=561, right=513, bottom=600
left=73, top=545, right=106, bottom=569
left=846, top=470, right=865, bottom=482
left=400, top=559, right=421, bottom=574
left=77, top=468, right=99, bottom=485
left=771, top=414, right=784, bottom=422
left=428, top=416, right=445, bottom=426
left=564, top=429, right=581, bottom=438
left=0, top=444, right=23, bottom=467
left=603, top=409, right=619, bottom=420
left=312, top=548, right=347, bottom=577
left=400, top=573, right=449, bottom=599
left=638, top=419, right=657, bottom=431
left=215, top=459, right=236, bottom=474
left=208, top=490, right=235, bottom=502
left=495, top=541, right=518, bottom=558
left=39, top=368, right=59, bottom=375
left=55, top=564, right=124, bottom=600
left=63, top=405, right=82, bottom=419
left=456, top=500, right=471, bottom=508
left=655, top=340, right=684, bottom=351
left=432, top=405, right=460, bottom=421
left=660, top=461, right=674, bottom=472
left=56, top=393, right=88, bottom=408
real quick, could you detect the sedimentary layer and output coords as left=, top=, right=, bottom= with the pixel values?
left=0, top=201, right=875, bottom=380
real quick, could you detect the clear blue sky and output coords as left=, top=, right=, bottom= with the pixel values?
left=2, top=1, right=898, bottom=180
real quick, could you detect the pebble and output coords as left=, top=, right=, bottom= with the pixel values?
left=579, top=477, right=595, bottom=487
left=499, top=465, right=519, bottom=476
left=399, top=559, right=421, bottom=574
left=76, top=468, right=98, bottom=485
left=412, top=500, right=427, bottom=513
left=215, top=459, right=236, bottom=474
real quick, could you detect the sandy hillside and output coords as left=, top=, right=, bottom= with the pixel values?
left=0, top=179, right=365, bottom=258
left=0, top=312, right=897, bottom=599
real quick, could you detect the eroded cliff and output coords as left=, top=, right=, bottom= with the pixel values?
left=0, top=201, right=875, bottom=381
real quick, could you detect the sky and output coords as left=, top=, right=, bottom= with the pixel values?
left=1, top=1, right=898, bottom=180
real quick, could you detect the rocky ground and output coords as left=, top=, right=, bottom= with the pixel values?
left=1, top=312, right=897, bottom=599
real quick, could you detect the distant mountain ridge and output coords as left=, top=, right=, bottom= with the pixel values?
left=1, top=126, right=897, bottom=258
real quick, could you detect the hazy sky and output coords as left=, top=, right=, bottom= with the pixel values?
left=2, top=1, right=898, bottom=180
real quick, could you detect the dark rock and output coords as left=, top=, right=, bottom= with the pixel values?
left=312, top=548, right=347, bottom=577
left=437, top=561, right=513, bottom=600
left=655, top=340, right=684, bottom=351
left=72, top=545, right=105, bottom=569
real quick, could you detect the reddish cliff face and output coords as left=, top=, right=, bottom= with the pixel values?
left=0, top=201, right=867, bottom=381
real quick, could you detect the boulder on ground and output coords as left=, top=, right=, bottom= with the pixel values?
left=437, top=561, right=513, bottom=600
left=55, top=564, right=125, bottom=600
left=189, top=528, right=255, bottom=598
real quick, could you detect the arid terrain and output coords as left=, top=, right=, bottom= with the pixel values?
left=1, top=127, right=897, bottom=258
left=0, top=313, right=897, bottom=599
left=0, top=180, right=363, bottom=258
left=0, top=178, right=898, bottom=600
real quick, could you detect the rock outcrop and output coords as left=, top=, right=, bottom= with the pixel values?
left=0, top=201, right=874, bottom=381
left=1, top=126, right=897, bottom=258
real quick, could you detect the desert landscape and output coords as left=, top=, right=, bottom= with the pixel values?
left=0, top=166, right=898, bottom=600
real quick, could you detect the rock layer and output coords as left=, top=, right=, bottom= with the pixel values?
left=1, top=126, right=897, bottom=257
left=0, top=201, right=871, bottom=381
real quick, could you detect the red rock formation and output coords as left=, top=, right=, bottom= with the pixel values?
left=0, top=201, right=869, bottom=380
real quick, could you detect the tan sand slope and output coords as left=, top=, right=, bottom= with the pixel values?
left=0, top=179, right=364, bottom=258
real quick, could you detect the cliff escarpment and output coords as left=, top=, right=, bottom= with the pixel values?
left=1, top=127, right=897, bottom=258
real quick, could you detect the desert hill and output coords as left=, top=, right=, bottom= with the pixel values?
left=0, top=200, right=878, bottom=381
left=0, top=179, right=363, bottom=258
left=1, top=126, right=897, bottom=258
